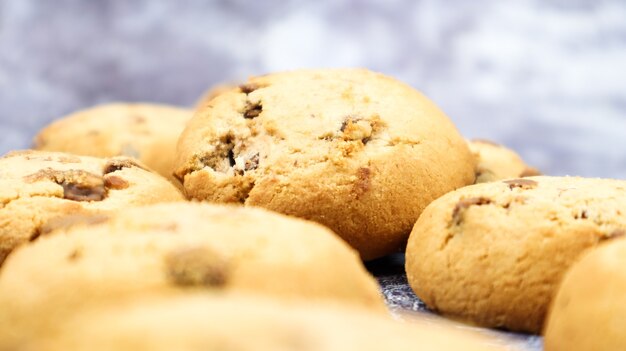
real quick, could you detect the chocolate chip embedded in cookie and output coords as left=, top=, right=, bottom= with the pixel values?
left=175, top=69, right=476, bottom=260
left=0, top=150, right=184, bottom=265
left=33, top=103, right=192, bottom=185
left=0, top=202, right=387, bottom=346
left=468, top=139, right=540, bottom=183
left=405, top=176, right=626, bottom=333
left=544, top=238, right=626, bottom=351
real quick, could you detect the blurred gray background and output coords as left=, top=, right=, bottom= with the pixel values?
left=1, top=0, right=625, bottom=178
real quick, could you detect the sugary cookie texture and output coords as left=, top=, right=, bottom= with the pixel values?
left=0, top=150, right=183, bottom=265
left=174, top=68, right=476, bottom=260
left=33, top=103, right=192, bottom=184
left=405, top=176, right=626, bottom=333
left=25, top=293, right=504, bottom=351
left=0, top=202, right=385, bottom=345
left=544, top=237, right=626, bottom=351
left=468, top=139, right=540, bottom=183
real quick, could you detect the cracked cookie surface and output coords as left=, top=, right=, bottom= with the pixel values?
left=175, top=69, right=476, bottom=260
left=468, top=139, right=540, bottom=183
left=405, top=176, right=626, bottom=333
left=0, top=150, right=184, bottom=265
left=0, top=202, right=386, bottom=345
left=544, top=237, right=626, bottom=351
left=33, top=103, right=192, bottom=185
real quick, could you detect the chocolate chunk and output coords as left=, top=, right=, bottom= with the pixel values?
left=244, top=153, right=260, bottom=171
left=104, top=175, right=129, bottom=190
left=452, top=197, right=493, bottom=224
left=520, top=167, right=541, bottom=177
left=165, top=246, right=229, bottom=288
left=24, top=169, right=107, bottom=202
left=243, top=102, right=262, bottom=119
left=227, top=149, right=237, bottom=168
left=63, top=182, right=106, bottom=201
left=239, top=83, right=259, bottom=94
left=103, top=158, right=144, bottom=174
left=503, top=178, right=538, bottom=190
left=574, top=209, right=588, bottom=220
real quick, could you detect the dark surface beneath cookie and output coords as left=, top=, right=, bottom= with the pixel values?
left=367, top=254, right=543, bottom=351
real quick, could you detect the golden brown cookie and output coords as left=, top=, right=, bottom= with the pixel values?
left=468, top=139, right=540, bottom=183
left=0, top=202, right=385, bottom=344
left=174, top=68, right=476, bottom=260
left=23, top=293, right=503, bottom=351
left=0, top=150, right=183, bottom=265
left=405, top=176, right=626, bottom=333
left=33, top=103, right=192, bottom=184
left=544, top=236, right=626, bottom=351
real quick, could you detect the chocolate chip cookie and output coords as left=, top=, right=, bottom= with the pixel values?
left=405, top=176, right=626, bottom=333
left=174, top=68, right=476, bottom=260
left=33, top=103, right=192, bottom=184
left=0, top=150, right=184, bottom=265
left=0, top=202, right=386, bottom=344
left=544, top=237, right=626, bottom=351
left=24, top=293, right=502, bottom=351
left=468, top=139, right=540, bottom=183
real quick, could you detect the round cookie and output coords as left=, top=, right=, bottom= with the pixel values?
left=468, top=139, right=540, bottom=183
left=33, top=103, right=192, bottom=184
left=0, top=202, right=385, bottom=344
left=174, top=68, right=476, bottom=260
left=544, top=236, right=626, bottom=351
left=0, top=150, right=183, bottom=265
left=405, top=176, right=626, bottom=333
left=25, top=293, right=503, bottom=351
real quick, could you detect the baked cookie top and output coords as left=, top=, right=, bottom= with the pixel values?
left=0, top=202, right=385, bottom=344
left=175, top=68, right=475, bottom=260
left=544, top=237, right=626, bottom=351
left=33, top=103, right=192, bottom=183
left=0, top=150, right=183, bottom=264
left=468, top=139, right=540, bottom=183
left=405, top=176, right=626, bottom=333
left=25, top=292, right=503, bottom=351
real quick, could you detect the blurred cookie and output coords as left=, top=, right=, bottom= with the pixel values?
left=544, top=236, right=626, bottom=351
left=33, top=103, right=192, bottom=184
left=0, top=202, right=385, bottom=344
left=0, top=150, right=183, bottom=265
left=468, top=139, right=540, bottom=183
left=174, top=68, right=476, bottom=260
left=405, top=176, right=626, bottom=333
left=25, top=293, right=503, bottom=351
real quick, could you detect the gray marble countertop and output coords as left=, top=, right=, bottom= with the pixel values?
left=1, top=0, right=625, bottom=179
